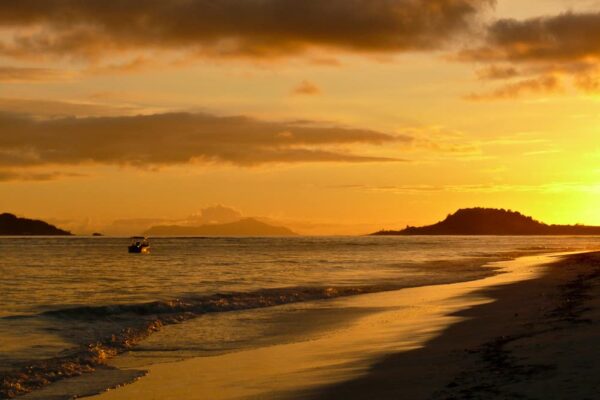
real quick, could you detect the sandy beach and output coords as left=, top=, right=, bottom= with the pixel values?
left=47, top=251, right=597, bottom=400
left=313, top=251, right=600, bottom=399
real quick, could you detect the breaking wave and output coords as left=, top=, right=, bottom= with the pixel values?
left=1, top=285, right=394, bottom=398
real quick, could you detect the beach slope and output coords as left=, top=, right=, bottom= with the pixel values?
left=311, top=251, right=600, bottom=399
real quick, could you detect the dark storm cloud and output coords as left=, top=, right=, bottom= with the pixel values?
left=0, top=111, right=408, bottom=168
left=0, top=0, right=494, bottom=59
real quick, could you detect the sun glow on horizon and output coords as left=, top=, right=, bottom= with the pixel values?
left=0, top=0, right=599, bottom=235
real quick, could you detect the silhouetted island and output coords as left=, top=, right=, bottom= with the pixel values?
left=372, top=208, right=600, bottom=236
left=144, top=218, right=296, bottom=236
left=0, top=213, right=72, bottom=236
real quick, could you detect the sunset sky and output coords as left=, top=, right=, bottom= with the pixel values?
left=1, top=0, right=600, bottom=235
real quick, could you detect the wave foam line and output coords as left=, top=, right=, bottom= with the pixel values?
left=0, top=286, right=385, bottom=398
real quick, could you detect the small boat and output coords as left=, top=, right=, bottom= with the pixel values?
left=128, top=237, right=150, bottom=254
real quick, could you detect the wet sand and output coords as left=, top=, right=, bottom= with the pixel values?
left=84, top=252, right=595, bottom=400
left=312, top=251, right=600, bottom=400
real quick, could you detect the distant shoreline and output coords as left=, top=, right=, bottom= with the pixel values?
left=0, top=213, right=72, bottom=236
left=372, top=208, right=600, bottom=236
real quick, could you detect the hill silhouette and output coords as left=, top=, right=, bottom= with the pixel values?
left=0, top=213, right=72, bottom=235
left=144, top=218, right=297, bottom=236
left=372, top=208, right=600, bottom=236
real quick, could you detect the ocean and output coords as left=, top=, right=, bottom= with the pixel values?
left=1, top=236, right=599, bottom=399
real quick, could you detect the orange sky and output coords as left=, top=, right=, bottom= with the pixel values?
left=0, top=0, right=599, bottom=235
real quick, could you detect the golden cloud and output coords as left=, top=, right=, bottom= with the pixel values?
left=461, top=11, right=600, bottom=98
left=0, top=111, right=409, bottom=172
left=0, top=170, right=82, bottom=182
left=292, top=80, right=321, bottom=96
left=465, top=75, right=563, bottom=100
left=0, top=67, right=72, bottom=82
left=463, top=12, right=600, bottom=63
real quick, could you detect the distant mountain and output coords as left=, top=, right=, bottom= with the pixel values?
left=0, top=213, right=72, bottom=236
left=144, top=218, right=297, bottom=236
left=372, top=208, right=600, bottom=236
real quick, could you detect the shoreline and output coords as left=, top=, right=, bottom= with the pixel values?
left=7, top=250, right=598, bottom=399
left=2, top=251, right=518, bottom=399
left=310, top=251, right=600, bottom=399
left=85, top=252, right=575, bottom=400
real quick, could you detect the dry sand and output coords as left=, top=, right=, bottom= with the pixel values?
left=83, top=252, right=600, bottom=400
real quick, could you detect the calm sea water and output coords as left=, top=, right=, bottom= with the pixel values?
left=1, top=236, right=599, bottom=398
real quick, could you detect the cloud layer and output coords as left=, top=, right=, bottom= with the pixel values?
left=0, top=111, right=407, bottom=173
left=465, top=12, right=600, bottom=63
left=0, top=170, right=79, bottom=182
left=0, top=0, right=492, bottom=60
left=0, top=67, right=71, bottom=82
left=4, top=2, right=599, bottom=100
left=292, top=80, right=321, bottom=96
left=462, top=11, right=600, bottom=98
left=187, top=205, right=244, bottom=225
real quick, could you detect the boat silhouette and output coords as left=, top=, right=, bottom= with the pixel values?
left=128, top=237, right=150, bottom=254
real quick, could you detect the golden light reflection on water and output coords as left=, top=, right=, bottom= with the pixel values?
left=92, top=254, right=559, bottom=400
